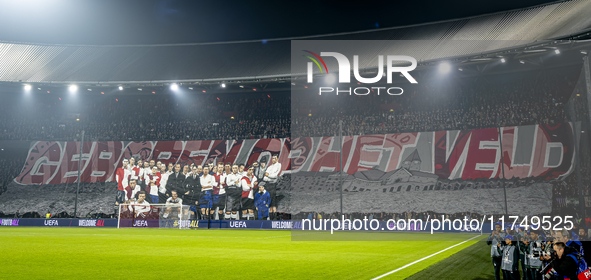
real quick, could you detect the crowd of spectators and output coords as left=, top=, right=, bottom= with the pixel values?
left=293, top=65, right=580, bottom=137
left=0, top=92, right=291, bottom=141
left=0, top=65, right=581, bottom=142
left=0, top=158, right=23, bottom=195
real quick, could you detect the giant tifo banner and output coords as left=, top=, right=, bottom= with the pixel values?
left=15, top=123, right=575, bottom=185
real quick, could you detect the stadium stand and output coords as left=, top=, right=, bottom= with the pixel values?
left=292, top=64, right=580, bottom=137
left=0, top=92, right=290, bottom=141
left=1, top=0, right=591, bottom=224
left=0, top=158, right=21, bottom=195
left=0, top=64, right=580, bottom=142
left=0, top=60, right=587, bottom=219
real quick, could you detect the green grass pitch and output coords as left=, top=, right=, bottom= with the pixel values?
left=0, top=227, right=487, bottom=279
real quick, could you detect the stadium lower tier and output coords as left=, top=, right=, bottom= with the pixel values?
left=0, top=176, right=552, bottom=220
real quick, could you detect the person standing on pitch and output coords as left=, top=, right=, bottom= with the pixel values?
left=166, top=164, right=185, bottom=198
left=224, top=163, right=232, bottom=177
left=262, top=155, right=281, bottom=220
left=212, top=163, right=226, bottom=220
left=252, top=161, right=264, bottom=181
left=158, top=164, right=170, bottom=203
left=182, top=164, right=190, bottom=177
left=487, top=223, right=506, bottom=280
left=199, top=166, right=214, bottom=219
left=141, top=161, right=151, bottom=193
left=497, top=235, right=520, bottom=280
left=522, top=230, right=544, bottom=280
left=255, top=185, right=271, bottom=220
left=225, top=164, right=242, bottom=220
left=207, top=162, right=215, bottom=175
left=129, top=157, right=136, bottom=172
left=145, top=166, right=161, bottom=203
left=130, top=158, right=141, bottom=186
left=115, top=158, right=130, bottom=205
left=182, top=166, right=201, bottom=219
left=240, top=165, right=257, bottom=220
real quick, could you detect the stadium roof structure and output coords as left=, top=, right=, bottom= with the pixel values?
left=0, top=0, right=591, bottom=86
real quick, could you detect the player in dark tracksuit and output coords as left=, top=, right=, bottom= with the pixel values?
left=182, top=166, right=201, bottom=219
left=255, top=185, right=271, bottom=220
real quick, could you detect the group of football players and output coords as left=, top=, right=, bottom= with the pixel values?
left=115, top=155, right=282, bottom=220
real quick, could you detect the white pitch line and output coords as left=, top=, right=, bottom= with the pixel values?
left=370, top=234, right=482, bottom=280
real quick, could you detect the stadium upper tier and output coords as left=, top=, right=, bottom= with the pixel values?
left=0, top=62, right=582, bottom=141
left=0, top=0, right=590, bottom=84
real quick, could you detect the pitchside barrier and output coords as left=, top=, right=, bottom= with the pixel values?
left=0, top=218, right=118, bottom=227
left=0, top=219, right=294, bottom=229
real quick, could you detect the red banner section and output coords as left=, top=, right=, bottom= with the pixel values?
left=15, top=123, right=575, bottom=185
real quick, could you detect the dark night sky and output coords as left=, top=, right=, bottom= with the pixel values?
left=0, top=0, right=561, bottom=45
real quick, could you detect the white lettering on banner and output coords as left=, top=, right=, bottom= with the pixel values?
left=30, top=156, right=60, bottom=176
left=229, top=221, right=246, bottom=228
left=90, top=171, right=106, bottom=177
left=78, top=219, right=97, bottom=227
left=474, top=140, right=501, bottom=179
left=44, top=220, right=59, bottom=226
left=1, top=219, right=13, bottom=226
left=544, top=142, right=564, bottom=168
left=98, top=152, right=112, bottom=159
left=14, top=123, right=577, bottom=186
left=272, top=221, right=293, bottom=229
left=133, top=220, right=148, bottom=227
left=189, top=150, right=210, bottom=157
left=63, top=171, right=80, bottom=178
left=175, top=220, right=199, bottom=228
left=157, top=152, right=171, bottom=160
left=71, top=153, right=92, bottom=162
